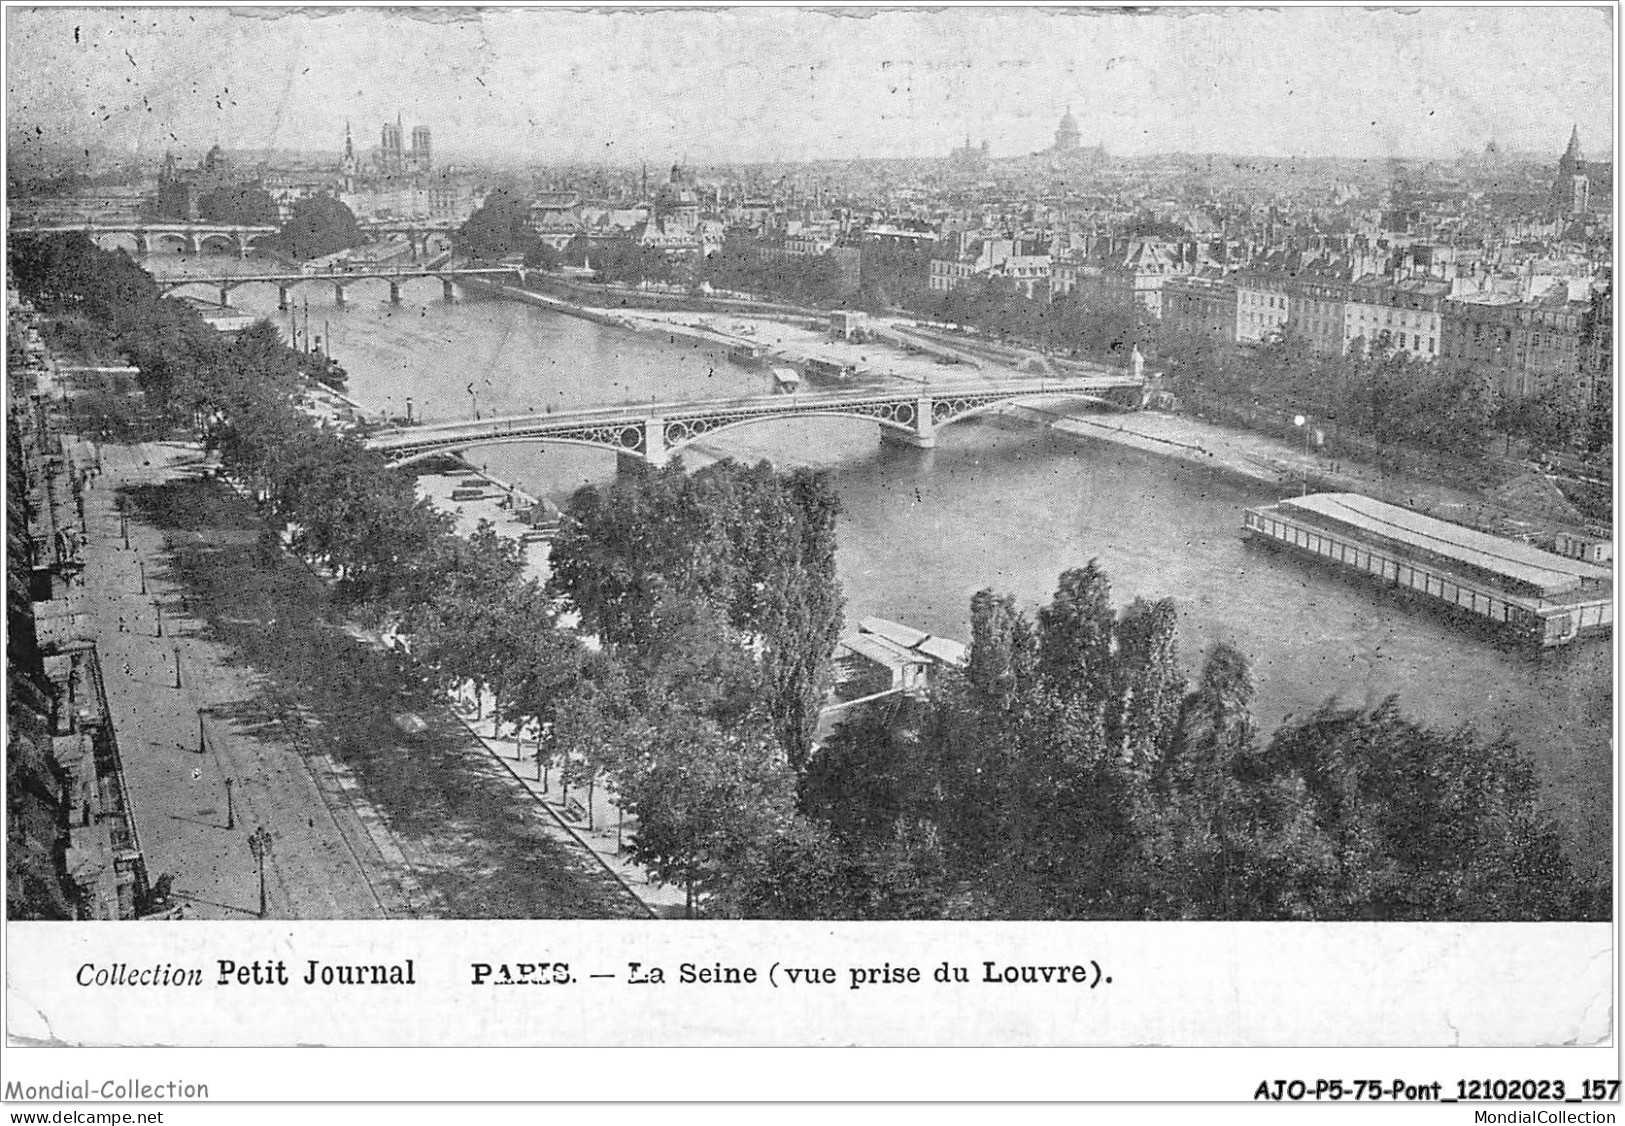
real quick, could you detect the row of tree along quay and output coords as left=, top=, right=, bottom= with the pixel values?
left=10, top=231, right=1602, bottom=921
left=902, top=279, right=1609, bottom=525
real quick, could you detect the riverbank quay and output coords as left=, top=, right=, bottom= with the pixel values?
left=1016, top=402, right=1608, bottom=548
left=516, top=268, right=827, bottom=321
left=414, top=461, right=552, bottom=583
left=24, top=327, right=647, bottom=919
left=466, top=276, right=1005, bottom=391
left=60, top=435, right=414, bottom=919
left=448, top=702, right=684, bottom=918
left=115, top=456, right=646, bottom=918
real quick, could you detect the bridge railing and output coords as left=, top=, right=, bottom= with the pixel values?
left=364, top=377, right=1142, bottom=449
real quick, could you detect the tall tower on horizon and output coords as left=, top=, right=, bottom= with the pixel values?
left=380, top=114, right=404, bottom=175
left=340, top=121, right=358, bottom=187
left=1558, top=123, right=1586, bottom=179
left=410, top=125, right=431, bottom=174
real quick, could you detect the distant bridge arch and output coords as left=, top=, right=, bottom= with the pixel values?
left=92, top=231, right=141, bottom=256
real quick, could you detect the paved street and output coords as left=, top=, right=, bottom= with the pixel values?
left=68, top=437, right=407, bottom=919
left=59, top=422, right=647, bottom=920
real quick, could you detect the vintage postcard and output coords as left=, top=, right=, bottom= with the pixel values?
left=2, top=0, right=1615, bottom=1108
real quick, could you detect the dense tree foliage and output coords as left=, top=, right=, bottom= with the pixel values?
left=906, top=274, right=1602, bottom=464
left=794, top=564, right=1602, bottom=921
left=266, top=194, right=363, bottom=260
left=547, top=458, right=844, bottom=771
left=857, top=242, right=933, bottom=311
left=197, top=184, right=280, bottom=226
left=456, top=189, right=542, bottom=261
left=700, top=236, right=847, bottom=305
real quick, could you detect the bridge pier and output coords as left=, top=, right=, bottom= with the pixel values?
left=334, top=283, right=347, bottom=308
left=880, top=428, right=936, bottom=451
left=880, top=395, right=937, bottom=450
left=278, top=285, right=291, bottom=311
left=441, top=278, right=456, bottom=302
left=642, top=418, right=668, bottom=467
left=389, top=282, right=402, bottom=306
left=217, top=286, right=232, bottom=308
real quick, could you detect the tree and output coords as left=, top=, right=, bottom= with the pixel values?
left=1037, top=561, right=1116, bottom=707
left=547, top=459, right=843, bottom=771
left=456, top=189, right=539, bottom=261
left=1144, top=642, right=1271, bottom=917
left=523, top=240, right=560, bottom=271
left=618, top=708, right=799, bottom=917
left=1265, top=700, right=1602, bottom=921
left=269, top=194, right=362, bottom=260
left=965, top=588, right=1037, bottom=714
left=197, top=184, right=280, bottom=226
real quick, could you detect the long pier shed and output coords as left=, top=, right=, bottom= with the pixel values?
left=1243, top=492, right=1612, bottom=647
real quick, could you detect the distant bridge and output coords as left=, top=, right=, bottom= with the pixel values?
left=155, top=266, right=522, bottom=309
left=11, top=221, right=279, bottom=257
left=13, top=217, right=465, bottom=262
left=364, top=376, right=1144, bottom=469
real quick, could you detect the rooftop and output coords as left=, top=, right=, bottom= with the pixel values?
left=1279, top=493, right=1609, bottom=598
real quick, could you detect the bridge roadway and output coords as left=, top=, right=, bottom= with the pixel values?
left=157, top=266, right=523, bottom=308
left=15, top=218, right=462, bottom=262
left=364, top=375, right=1144, bottom=468
left=12, top=221, right=279, bottom=256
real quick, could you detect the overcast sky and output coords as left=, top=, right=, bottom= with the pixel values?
left=5, top=5, right=1614, bottom=166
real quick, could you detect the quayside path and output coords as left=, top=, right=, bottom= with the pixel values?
left=67, top=432, right=646, bottom=920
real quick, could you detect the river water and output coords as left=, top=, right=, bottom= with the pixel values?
left=163, top=266, right=1614, bottom=880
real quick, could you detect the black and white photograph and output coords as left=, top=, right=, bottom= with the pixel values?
left=2, top=0, right=1616, bottom=1104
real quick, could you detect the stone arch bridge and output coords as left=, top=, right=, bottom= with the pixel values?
left=155, top=266, right=522, bottom=310
left=364, top=376, right=1144, bottom=469
left=12, top=222, right=280, bottom=257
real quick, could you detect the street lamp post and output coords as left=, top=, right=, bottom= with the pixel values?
left=1293, top=413, right=1311, bottom=497
left=247, top=826, right=273, bottom=918
left=225, top=778, right=235, bottom=831
left=173, top=645, right=182, bottom=690
left=138, top=560, right=146, bottom=595
left=197, top=708, right=207, bottom=755
left=153, top=600, right=163, bottom=638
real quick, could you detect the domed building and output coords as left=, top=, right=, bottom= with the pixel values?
left=1042, top=106, right=1106, bottom=166
left=655, top=164, right=701, bottom=229
left=1054, top=106, right=1081, bottom=153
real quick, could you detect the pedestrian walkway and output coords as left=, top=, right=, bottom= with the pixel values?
left=64, top=436, right=408, bottom=919
left=451, top=700, right=685, bottom=917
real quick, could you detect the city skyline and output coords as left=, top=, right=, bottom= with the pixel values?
left=5, top=5, right=1614, bottom=169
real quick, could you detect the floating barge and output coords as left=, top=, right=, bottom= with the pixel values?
left=1243, top=492, right=1612, bottom=648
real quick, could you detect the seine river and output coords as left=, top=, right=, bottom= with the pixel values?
left=169, top=267, right=1613, bottom=879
